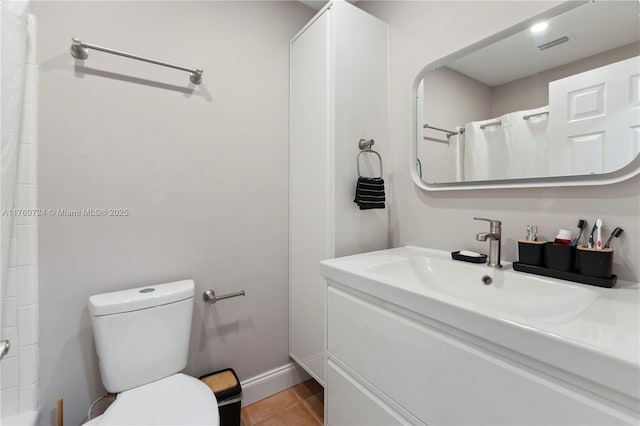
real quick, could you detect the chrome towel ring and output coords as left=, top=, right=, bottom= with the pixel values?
left=357, top=139, right=383, bottom=177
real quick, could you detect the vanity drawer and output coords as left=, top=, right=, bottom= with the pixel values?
left=327, top=286, right=635, bottom=425
left=327, top=360, right=411, bottom=426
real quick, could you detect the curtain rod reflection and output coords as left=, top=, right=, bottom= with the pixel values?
left=523, top=111, right=549, bottom=120
left=479, top=120, right=502, bottom=130
left=423, top=124, right=464, bottom=140
left=425, top=110, right=549, bottom=141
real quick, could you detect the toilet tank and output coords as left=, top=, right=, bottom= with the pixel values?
left=88, top=280, right=195, bottom=393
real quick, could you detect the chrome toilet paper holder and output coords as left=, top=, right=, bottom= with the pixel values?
left=203, top=289, right=246, bottom=304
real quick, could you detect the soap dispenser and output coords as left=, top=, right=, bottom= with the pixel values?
left=517, top=225, right=545, bottom=266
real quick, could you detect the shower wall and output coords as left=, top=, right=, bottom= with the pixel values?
left=1, top=7, right=40, bottom=420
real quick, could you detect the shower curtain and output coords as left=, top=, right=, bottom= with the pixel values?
left=451, top=125, right=464, bottom=182
left=463, top=106, right=549, bottom=181
left=1, top=1, right=40, bottom=420
left=464, top=113, right=510, bottom=181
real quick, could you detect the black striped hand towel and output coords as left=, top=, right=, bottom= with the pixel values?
left=354, top=177, right=385, bottom=210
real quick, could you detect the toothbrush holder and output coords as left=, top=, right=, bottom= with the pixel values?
left=543, top=242, right=576, bottom=272
left=576, top=245, right=614, bottom=278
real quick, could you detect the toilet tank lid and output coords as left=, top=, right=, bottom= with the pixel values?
left=89, top=280, right=195, bottom=316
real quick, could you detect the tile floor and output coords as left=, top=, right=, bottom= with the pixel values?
left=241, top=378, right=323, bottom=425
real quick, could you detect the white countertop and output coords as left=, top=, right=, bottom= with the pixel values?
left=320, top=246, right=640, bottom=400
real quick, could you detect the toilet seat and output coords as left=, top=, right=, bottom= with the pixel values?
left=90, top=373, right=219, bottom=425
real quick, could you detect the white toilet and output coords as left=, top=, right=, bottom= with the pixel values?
left=86, top=279, right=220, bottom=425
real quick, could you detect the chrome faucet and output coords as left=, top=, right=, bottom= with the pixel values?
left=474, top=217, right=502, bottom=268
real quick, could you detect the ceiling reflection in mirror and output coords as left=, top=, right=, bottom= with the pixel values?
left=415, top=1, right=639, bottom=187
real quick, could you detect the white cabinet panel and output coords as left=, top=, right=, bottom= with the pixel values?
left=327, top=361, right=408, bottom=426
left=328, top=286, right=634, bottom=425
left=289, top=8, right=331, bottom=384
left=289, top=1, right=389, bottom=384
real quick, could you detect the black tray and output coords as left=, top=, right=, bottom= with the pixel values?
left=512, top=262, right=617, bottom=288
left=451, top=251, right=487, bottom=264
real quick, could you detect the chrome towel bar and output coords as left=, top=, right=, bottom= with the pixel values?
left=203, top=289, right=246, bottom=304
left=423, top=124, right=464, bottom=139
left=70, top=37, right=204, bottom=84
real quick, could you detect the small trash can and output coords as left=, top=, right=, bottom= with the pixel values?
left=200, top=368, right=242, bottom=426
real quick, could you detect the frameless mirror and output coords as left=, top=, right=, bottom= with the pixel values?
left=413, top=1, right=640, bottom=190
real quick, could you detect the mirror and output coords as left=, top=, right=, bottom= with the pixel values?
left=413, top=1, right=640, bottom=190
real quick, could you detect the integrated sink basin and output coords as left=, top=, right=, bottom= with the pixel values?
left=320, top=245, right=640, bottom=405
left=365, top=256, right=599, bottom=323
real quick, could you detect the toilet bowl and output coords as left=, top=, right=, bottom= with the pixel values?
left=85, top=374, right=219, bottom=425
left=87, top=280, right=219, bottom=425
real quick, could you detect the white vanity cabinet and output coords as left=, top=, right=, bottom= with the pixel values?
left=289, top=1, right=389, bottom=384
left=326, top=283, right=639, bottom=425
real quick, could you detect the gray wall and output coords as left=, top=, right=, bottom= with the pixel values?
left=356, top=0, right=639, bottom=281
left=421, top=67, right=490, bottom=183
left=32, top=2, right=314, bottom=425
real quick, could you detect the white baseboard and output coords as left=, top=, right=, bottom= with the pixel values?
left=240, top=362, right=312, bottom=407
